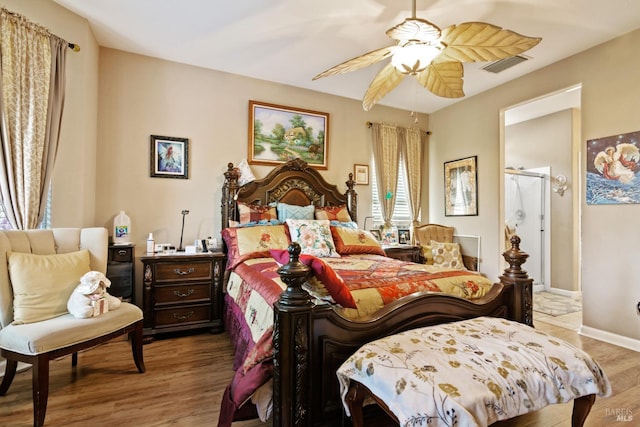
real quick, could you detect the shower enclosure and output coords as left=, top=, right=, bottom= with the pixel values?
left=504, top=167, right=550, bottom=289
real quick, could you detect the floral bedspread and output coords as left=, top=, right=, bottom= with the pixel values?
left=337, top=317, right=611, bottom=427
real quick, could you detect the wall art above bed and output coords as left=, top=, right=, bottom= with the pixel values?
left=248, top=100, right=329, bottom=169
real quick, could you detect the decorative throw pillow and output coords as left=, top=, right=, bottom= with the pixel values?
left=276, top=203, right=315, bottom=222
left=315, top=205, right=352, bottom=222
left=285, top=219, right=339, bottom=258
left=430, top=240, right=465, bottom=270
left=420, top=244, right=434, bottom=265
left=269, top=249, right=356, bottom=308
left=8, top=250, right=92, bottom=324
left=236, top=158, right=256, bottom=186
left=221, top=225, right=291, bottom=269
left=330, top=226, right=386, bottom=256
left=237, top=201, right=277, bottom=224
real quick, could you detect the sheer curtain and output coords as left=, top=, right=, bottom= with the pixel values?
left=0, top=8, right=67, bottom=230
left=371, top=123, right=400, bottom=228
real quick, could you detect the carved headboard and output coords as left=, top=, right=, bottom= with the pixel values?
left=221, top=158, right=357, bottom=230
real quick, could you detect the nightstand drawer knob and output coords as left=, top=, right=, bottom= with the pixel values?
left=173, top=267, right=195, bottom=276
left=173, top=289, right=195, bottom=298
left=117, top=250, right=127, bottom=256
left=172, top=311, right=194, bottom=321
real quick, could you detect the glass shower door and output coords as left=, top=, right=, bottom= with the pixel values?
left=504, top=170, right=545, bottom=286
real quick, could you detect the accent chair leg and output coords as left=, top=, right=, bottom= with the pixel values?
left=0, top=358, right=18, bottom=395
left=32, top=357, right=50, bottom=427
left=131, top=321, right=146, bottom=373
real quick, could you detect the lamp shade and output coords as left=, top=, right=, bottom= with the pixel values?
left=391, top=43, right=440, bottom=74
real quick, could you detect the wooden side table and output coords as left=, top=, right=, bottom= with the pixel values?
left=382, top=245, right=421, bottom=263
left=139, top=252, right=226, bottom=340
left=107, top=244, right=135, bottom=301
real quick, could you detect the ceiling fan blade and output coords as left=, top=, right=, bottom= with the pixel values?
left=362, top=63, right=405, bottom=111
left=438, top=22, right=541, bottom=63
left=313, top=46, right=395, bottom=80
left=416, top=61, right=464, bottom=98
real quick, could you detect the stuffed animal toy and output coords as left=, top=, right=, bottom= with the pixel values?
left=67, top=271, right=121, bottom=319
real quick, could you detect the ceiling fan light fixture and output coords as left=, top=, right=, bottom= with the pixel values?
left=391, top=43, right=440, bottom=74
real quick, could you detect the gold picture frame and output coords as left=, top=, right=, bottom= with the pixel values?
left=444, top=155, right=478, bottom=216
left=248, top=100, right=329, bottom=169
left=354, top=164, right=369, bottom=185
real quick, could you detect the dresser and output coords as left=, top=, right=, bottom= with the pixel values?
left=107, top=244, right=135, bottom=301
left=139, top=252, right=226, bottom=339
left=382, top=244, right=421, bottom=263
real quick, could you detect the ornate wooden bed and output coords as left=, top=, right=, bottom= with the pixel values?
left=218, top=158, right=534, bottom=426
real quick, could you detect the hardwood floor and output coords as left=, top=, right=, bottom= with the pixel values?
left=0, top=318, right=637, bottom=427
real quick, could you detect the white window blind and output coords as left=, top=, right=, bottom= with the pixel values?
left=371, top=158, right=412, bottom=227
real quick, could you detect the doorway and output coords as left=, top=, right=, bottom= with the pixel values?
left=504, top=168, right=549, bottom=289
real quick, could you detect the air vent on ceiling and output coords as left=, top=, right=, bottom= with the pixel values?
left=482, top=54, right=530, bottom=73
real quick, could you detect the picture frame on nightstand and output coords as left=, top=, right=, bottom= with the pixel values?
left=398, top=229, right=410, bottom=244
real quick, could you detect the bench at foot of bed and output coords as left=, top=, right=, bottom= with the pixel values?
left=338, top=317, right=610, bottom=427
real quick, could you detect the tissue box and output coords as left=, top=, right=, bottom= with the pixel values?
left=91, top=297, right=109, bottom=316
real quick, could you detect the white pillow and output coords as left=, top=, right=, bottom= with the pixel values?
left=286, top=219, right=340, bottom=258
left=237, top=158, right=256, bottom=186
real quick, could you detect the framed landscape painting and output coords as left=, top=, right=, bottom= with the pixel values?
left=248, top=100, right=329, bottom=169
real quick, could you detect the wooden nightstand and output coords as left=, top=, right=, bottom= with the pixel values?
left=383, top=245, right=421, bottom=263
left=107, top=244, right=135, bottom=301
left=139, top=252, right=226, bottom=340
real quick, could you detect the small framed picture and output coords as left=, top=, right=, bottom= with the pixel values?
left=354, top=164, right=369, bottom=185
left=369, top=229, right=382, bottom=241
left=398, top=229, right=410, bottom=244
left=150, top=135, right=189, bottom=179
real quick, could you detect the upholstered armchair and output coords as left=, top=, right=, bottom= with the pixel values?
left=0, top=227, right=145, bottom=427
left=413, top=223, right=478, bottom=271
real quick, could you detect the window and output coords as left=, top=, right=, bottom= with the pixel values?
left=0, top=186, right=52, bottom=230
left=371, top=157, right=413, bottom=227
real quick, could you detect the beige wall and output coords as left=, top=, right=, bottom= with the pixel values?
left=506, top=109, right=575, bottom=292
left=96, top=48, right=427, bottom=250
left=430, top=29, right=640, bottom=343
left=4, top=0, right=100, bottom=228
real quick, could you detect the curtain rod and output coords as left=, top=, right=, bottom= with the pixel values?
left=366, top=121, right=432, bottom=135
left=1, top=8, right=80, bottom=52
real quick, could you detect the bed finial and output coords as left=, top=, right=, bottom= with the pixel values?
left=500, top=234, right=533, bottom=326
left=277, top=243, right=312, bottom=307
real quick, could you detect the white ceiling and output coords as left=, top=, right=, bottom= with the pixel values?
left=52, top=0, right=640, bottom=114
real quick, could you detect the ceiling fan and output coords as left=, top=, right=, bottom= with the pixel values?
left=313, top=0, right=541, bottom=111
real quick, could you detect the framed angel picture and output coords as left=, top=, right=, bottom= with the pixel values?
left=586, top=130, right=640, bottom=204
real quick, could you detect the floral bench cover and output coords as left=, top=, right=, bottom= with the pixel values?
left=337, top=316, right=611, bottom=427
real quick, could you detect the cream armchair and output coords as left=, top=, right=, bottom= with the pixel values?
left=0, top=227, right=145, bottom=427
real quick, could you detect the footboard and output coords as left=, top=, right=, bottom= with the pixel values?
left=273, top=236, right=533, bottom=426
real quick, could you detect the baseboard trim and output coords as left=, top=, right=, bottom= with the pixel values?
left=579, top=325, right=640, bottom=352
left=544, top=288, right=581, bottom=299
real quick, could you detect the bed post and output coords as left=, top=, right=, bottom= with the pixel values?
left=499, top=235, right=534, bottom=326
left=345, top=172, right=357, bottom=222
left=273, top=243, right=313, bottom=427
left=221, top=163, right=239, bottom=230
